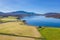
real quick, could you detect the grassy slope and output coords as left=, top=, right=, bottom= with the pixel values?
left=0, top=17, right=41, bottom=40
left=38, top=27, right=60, bottom=40
left=1, top=16, right=17, bottom=22
left=0, top=22, right=41, bottom=38
left=0, top=35, right=35, bottom=40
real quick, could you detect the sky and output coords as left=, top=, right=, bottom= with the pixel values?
left=0, top=0, right=60, bottom=14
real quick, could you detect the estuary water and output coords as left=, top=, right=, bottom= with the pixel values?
left=21, top=16, right=60, bottom=27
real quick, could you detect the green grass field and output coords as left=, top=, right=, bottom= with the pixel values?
left=38, top=27, right=60, bottom=40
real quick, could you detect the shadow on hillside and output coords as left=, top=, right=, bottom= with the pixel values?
left=0, top=33, right=44, bottom=40
left=0, top=21, right=17, bottom=24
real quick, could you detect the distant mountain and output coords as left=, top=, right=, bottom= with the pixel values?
left=7, top=11, right=35, bottom=15
left=0, top=12, right=4, bottom=14
left=0, top=12, right=5, bottom=16
left=44, top=13, right=60, bottom=18
left=0, top=11, right=40, bottom=18
left=44, top=13, right=59, bottom=15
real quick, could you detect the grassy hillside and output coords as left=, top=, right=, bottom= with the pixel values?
left=0, top=22, right=41, bottom=38
left=0, top=35, right=35, bottom=40
left=0, top=21, right=41, bottom=40
left=0, top=16, right=17, bottom=22
left=38, top=27, right=60, bottom=40
left=0, top=17, right=41, bottom=40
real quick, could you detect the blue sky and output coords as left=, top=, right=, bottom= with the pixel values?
left=0, top=0, right=60, bottom=14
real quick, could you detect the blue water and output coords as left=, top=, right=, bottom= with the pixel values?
left=21, top=16, right=60, bottom=27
